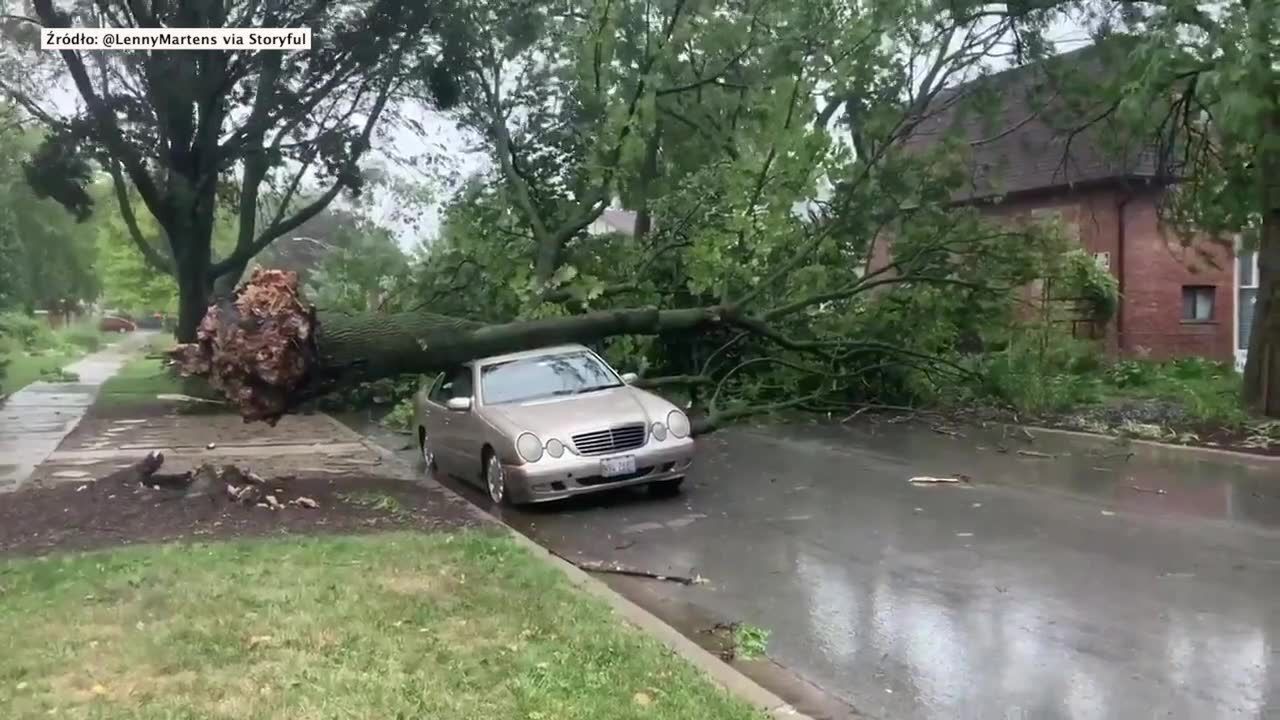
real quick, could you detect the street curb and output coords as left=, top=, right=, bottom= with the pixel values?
left=502, top=528, right=809, bottom=720
left=1023, top=424, right=1280, bottom=465
left=329, top=412, right=810, bottom=719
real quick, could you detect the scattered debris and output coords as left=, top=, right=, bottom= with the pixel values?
left=247, top=635, right=274, bottom=649
left=156, top=393, right=226, bottom=405
left=1016, top=450, right=1056, bottom=459
left=632, top=692, right=653, bottom=707
left=1128, top=485, right=1168, bottom=495
left=703, top=622, right=771, bottom=661
left=956, top=532, right=974, bottom=538
left=94, top=453, right=322, bottom=515
left=908, top=476, right=967, bottom=485
left=930, top=425, right=965, bottom=438
left=206, top=442, right=217, bottom=450
left=1100, top=510, right=1116, bottom=516
left=558, top=552, right=707, bottom=585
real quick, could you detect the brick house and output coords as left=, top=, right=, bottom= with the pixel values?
left=902, top=43, right=1239, bottom=364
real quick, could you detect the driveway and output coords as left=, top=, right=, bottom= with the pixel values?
left=351, top=415, right=1280, bottom=720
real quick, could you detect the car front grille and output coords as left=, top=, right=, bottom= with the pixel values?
left=571, top=423, right=647, bottom=456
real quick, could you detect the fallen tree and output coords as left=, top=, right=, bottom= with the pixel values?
left=171, top=269, right=747, bottom=426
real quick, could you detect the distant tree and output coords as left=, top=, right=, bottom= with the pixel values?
left=303, top=216, right=408, bottom=312
left=0, top=0, right=466, bottom=340
left=0, top=120, right=98, bottom=312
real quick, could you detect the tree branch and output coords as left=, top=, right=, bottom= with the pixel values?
left=106, top=160, right=173, bottom=275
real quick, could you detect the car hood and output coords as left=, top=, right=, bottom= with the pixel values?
left=483, top=387, right=652, bottom=439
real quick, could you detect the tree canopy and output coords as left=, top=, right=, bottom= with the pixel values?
left=0, top=0, right=466, bottom=339
left=0, top=118, right=99, bottom=312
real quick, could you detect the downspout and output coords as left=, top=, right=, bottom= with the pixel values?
left=1115, top=193, right=1132, bottom=356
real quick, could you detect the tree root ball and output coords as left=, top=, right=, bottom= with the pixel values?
left=170, top=269, right=319, bottom=424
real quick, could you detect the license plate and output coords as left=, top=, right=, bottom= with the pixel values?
left=601, top=456, right=637, bottom=478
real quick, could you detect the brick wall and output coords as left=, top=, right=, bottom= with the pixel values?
left=967, top=185, right=1235, bottom=361
left=871, top=183, right=1236, bottom=361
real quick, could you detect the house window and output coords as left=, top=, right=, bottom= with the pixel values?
left=1181, top=285, right=1215, bottom=322
left=1239, top=251, right=1259, bottom=350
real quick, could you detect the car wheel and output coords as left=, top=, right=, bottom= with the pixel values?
left=647, top=478, right=684, bottom=497
left=484, top=451, right=508, bottom=505
left=419, top=428, right=436, bottom=471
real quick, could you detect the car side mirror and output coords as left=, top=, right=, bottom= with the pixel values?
left=445, top=397, right=473, bottom=412
left=620, top=372, right=639, bottom=384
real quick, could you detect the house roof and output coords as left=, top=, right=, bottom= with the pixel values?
left=903, top=40, right=1164, bottom=202
left=596, top=208, right=638, bottom=236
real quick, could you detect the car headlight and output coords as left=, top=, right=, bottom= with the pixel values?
left=667, top=410, right=691, bottom=438
left=651, top=422, right=667, bottom=441
left=516, top=432, right=544, bottom=463
left=545, top=438, right=565, bottom=458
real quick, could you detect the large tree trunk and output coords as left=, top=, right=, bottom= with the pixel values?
left=173, top=269, right=738, bottom=423
left=1243, top=210, right=1280, bottom=416
left=174, top=251, right=213, bottom=343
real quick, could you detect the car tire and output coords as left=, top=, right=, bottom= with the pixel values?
left=647, top=478, right=684, bottom=497
left=419, top=428, right=436, bottom=472
left=483, top=449, right=510, bottom=506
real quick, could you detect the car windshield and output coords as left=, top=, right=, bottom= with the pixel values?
left=480, top=351, right=622, bottom=405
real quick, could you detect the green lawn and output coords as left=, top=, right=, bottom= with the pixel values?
left=0, top=532, right=762, bottom=720
left=96, top=357, right=187, bottom=407
left=0, top=319, right=113, bottom=396
left=0, top=351, right=77, bottom=396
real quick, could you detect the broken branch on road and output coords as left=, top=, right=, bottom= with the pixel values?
left=553, top=551, right=707, bottom=585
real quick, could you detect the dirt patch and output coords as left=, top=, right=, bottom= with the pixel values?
left=0, top=469, right=485, bottom=558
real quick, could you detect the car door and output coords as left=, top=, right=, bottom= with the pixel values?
left=433, top=365, right=481, bottom=481
left=418, top=372, right=446, bottom=465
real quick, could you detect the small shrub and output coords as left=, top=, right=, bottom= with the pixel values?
left=0, top=312, right=54, bottom=349
left=59, top=325, right=102, bottom=352
left=380, top=397, right=416, bottom=433
left=1106, top=360, right=1152, bottom=388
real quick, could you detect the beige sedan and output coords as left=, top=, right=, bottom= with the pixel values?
left=413, top=344, right=696, bottom=505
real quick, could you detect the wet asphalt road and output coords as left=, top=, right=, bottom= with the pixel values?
left=349, top=414, right=1280, bottom=720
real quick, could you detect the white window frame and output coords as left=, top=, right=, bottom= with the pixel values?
left=1234, top=237, right=1259, bottom=372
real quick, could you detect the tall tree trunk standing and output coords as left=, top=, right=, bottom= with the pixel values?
left=1243, top=211, right=1280, bottom=416
left=174, top=250, right=213, bottom=343
left=1242, top=1, right=1280, bottom=417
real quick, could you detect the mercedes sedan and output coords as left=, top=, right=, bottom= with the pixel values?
left=413, top=344, right=695, bottom=505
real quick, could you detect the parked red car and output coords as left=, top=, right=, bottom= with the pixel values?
left=99, top=315, right=137, bottom=333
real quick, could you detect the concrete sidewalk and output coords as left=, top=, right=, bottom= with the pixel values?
left=0, top=334, right=153, bottom=492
